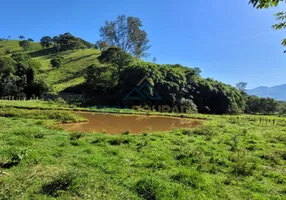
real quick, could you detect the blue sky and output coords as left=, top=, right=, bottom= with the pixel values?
left=1, top=0, right=286, bottom=89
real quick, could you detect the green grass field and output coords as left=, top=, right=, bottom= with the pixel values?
left=0, top=103, right=286, bottom=199
left=0, top=40, right=101, bottom=93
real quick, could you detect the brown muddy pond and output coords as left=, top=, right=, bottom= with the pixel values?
left=59, top=112, right=203, bottom=134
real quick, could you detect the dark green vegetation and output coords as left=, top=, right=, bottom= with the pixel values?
left=0, top=53, right=49, bottom=98
left=41, top=33, right=94, bottom=51
left=1, top=108, right=286, bottom=199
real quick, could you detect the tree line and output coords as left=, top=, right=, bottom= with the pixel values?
left=1, top=12, right=285, bottom=115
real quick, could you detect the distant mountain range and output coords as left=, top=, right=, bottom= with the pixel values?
left=247, top=84, right=286, bottom=101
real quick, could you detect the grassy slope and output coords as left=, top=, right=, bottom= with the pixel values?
left=0, top=113, right=286, bottom=199
left=0, top=40, right=101, bottom=93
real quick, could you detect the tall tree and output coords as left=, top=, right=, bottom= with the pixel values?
left=18, top=40, right=33, bottom=51
left=19, top=35, right=25, bottom=40
left=99, top=15, right=151, bottom=59
left=40, top=36, right=53, bottom=48
left=236, top=82, right=248, bottom=92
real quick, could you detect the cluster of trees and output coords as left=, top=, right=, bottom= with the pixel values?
left=83, top=47, right=245, bottom=114
left=40, top=33, right=94, bottom=51
left=245, top=95, right=280, bottom=114
left=234, top=82, right=284, bottom=114
left=0, top=53, right=49, bottom=98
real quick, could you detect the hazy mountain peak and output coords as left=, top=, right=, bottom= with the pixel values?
left=247, top=84, right=286, bottom=101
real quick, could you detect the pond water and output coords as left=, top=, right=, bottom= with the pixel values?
left=59, top=112, right=203, bottom=134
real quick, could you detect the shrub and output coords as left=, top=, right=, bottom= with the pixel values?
left=4, top=48, right=11, bottom=54
left=50, top=56, right=64, bottom=68
left=11, top=52, right=31, bottom=62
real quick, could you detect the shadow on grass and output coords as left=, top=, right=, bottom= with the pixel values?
left=29, top=47, right=58, bottom=58
left=64, top=54, right=96, bottom=64
left=53, top=68, right=89, bottom=85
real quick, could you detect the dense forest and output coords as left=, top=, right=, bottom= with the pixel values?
left=0, top=14, right=284, bottom=115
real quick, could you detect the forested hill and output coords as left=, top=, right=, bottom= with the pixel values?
left=0, top=33, right=283, bottom=115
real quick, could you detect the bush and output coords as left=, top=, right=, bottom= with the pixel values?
left=179, top=98, right=198, bottom=113
left=50, top=56, right=64, bottom=68
left=4, top=48, right=11, bottom=54
left=11, top=52, right=31, bottom=62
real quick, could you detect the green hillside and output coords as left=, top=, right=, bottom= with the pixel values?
left=0, top=40, right=101, bottom=93
left=0, top=38, right=283, bottom=115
